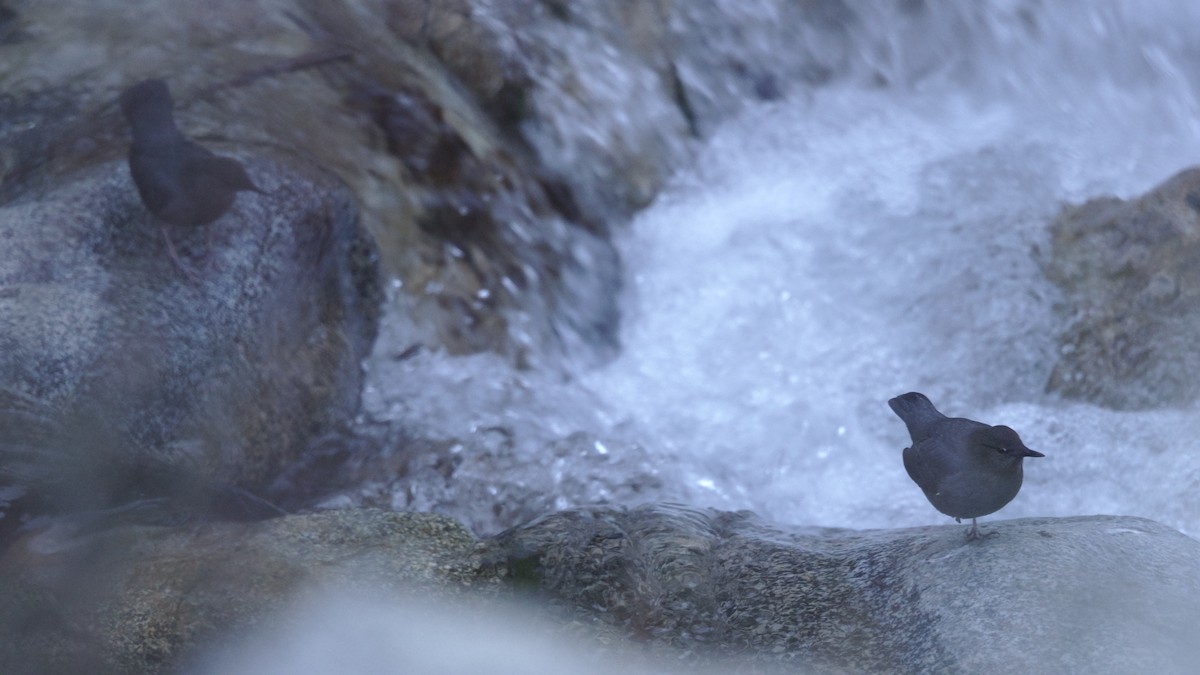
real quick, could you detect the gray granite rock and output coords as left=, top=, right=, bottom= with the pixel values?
left=0, top=154, right=379, bottom=516
left=490, top=504, right=1200, bottom=673
left=1043, top=167, right=1200, bottom=409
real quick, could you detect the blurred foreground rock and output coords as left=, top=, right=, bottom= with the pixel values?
left=1043, top=167, right=1200, bottom=409
left=0, top=510, right=496, bottom=674
left=3, top=506, right=1196, bottom=673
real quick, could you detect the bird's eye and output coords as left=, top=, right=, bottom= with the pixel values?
left=994, top=446, right=1008, bottom=454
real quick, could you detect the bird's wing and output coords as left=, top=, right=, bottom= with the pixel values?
left=128, top=139, right=206, bottom=214
left=903, top=437, right=969, bottom=497
left=903, top=443, right=942, bottom=494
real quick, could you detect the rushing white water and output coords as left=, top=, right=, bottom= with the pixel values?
left=365, top=1, right=1200, bottom=537
left=585, top=1, right=1200, bottom=536
left=586, top=84, right=1200, bottom=535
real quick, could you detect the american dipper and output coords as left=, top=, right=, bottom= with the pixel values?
left=888, top=392, right=1043, bottom=540
left=120, top=78, right=262, bottom=275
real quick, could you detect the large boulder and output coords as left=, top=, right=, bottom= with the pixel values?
left=1042, top=167, right=1200, bottom=408
left=0, top=154, right=379, bottom=519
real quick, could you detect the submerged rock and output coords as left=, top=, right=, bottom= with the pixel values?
left=1043, top=167, right=1200, bottom=409
left=489, top=504, right=1200, bottom=673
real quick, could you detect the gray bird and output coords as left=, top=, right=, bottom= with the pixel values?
left=888, top=391, right=1043, bottom=540
left=120, top=78, right=262, bottom=276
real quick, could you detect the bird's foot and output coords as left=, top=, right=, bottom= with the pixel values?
left=199, top=226, right=219, bottom=274
left=964, top=519, right=999, bottom=542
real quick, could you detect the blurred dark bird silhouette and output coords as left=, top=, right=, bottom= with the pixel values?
left=120, top=78, right=262, bottom=277
left=888, top=392, right=1044, bottom=540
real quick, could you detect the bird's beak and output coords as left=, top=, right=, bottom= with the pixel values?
left=1021, top=447, right=1045, bottom=458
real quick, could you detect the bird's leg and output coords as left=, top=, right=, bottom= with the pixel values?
left=965, top=518, right=983, bottom=541
left=161, top=226, right=203, bottom=283
left=200, top=223, right=215, bottom=272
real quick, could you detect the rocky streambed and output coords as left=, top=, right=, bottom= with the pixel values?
left=2, top=1, right=1199, bottom=673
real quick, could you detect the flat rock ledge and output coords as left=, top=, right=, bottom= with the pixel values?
left=2, top=505, right=1196, bottom=674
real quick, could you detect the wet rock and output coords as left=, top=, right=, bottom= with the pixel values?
left=295, top=0, right=882, bottom=361
left=1043, top=168, right=1200, bottom=408
left=0, top=509, right=497, bottom=674
left=285, top=417, right=666, bottom=535
left=0, top=154, right=379, bottom=520
left=489, top=504, right=1200, bottom=673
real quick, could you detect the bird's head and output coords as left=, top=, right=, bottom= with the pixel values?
left=120, top=78, right=173, bottom=125
left=888, top=391, right=933, bottom=412
left=976, top=425, right=1044, bottom=461
left=202, top=157, right=264, bottom=195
